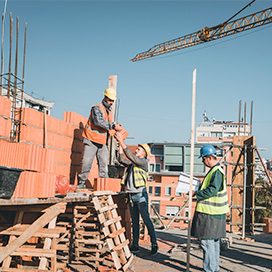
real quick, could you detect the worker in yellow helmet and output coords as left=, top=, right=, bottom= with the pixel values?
left=114, top=132, right=158, bottom=256
left=78, top=88, right=118, bottom=189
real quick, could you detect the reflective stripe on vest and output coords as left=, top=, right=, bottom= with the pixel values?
left=82, top=102, right=112, bottom=145
left=196, top=165, right=229, bottom=215
left=121, top=165, right=147, bottom=188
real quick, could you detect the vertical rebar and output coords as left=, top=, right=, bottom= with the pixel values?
left=250, top=101, right=253, bottom=135
left=17, top=22, right=27, bottom=142
left=7, top=13, right=12, bottom=98
left=244, top=102, right=247, bottom=135
left=242, top=144, right=247, bottom=239
left=21, top=23, right=27, bottom=92
left=238, top=100, right=241, bottom=136
left=0, top=14, right=5, bottom=95
left=14, top=16, right=18, bottom=97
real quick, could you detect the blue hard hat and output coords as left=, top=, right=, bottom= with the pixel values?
left=199, top=144, right=217, bottom=158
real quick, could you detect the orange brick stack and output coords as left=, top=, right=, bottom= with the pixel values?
left=0, top=95, right=122, bottom=198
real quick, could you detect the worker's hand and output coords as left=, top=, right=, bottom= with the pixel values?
left=108, top=129, right=116, bottom=137
left=113, top=123, right=123, bottom=132
left=114, top=131, right=123, bottom=142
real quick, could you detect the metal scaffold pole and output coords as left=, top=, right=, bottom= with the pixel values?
left=186, top=68, right=196, bottom=271
left=242, top=144, right=247, bottom=239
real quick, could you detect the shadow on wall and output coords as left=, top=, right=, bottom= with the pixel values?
left=69, top=122, right=84, bottom=186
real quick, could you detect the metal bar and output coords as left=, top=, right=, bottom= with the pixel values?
left=0, top=14, right=5, bottom=95
left=244, top=102, right=247, bottom=135
left=186, top=68, right=196, bottom=271
left=7, top=13, right=12, bottom=98
left=242, top=145, right=247, bottom=239
left=166, top=198, right=189, bottom=229
left=255, top=147, right=272, bottom=185
left=150, top=204, right=167, bottom=229
left=14, top=16, right=19, bottom=96
left=238, top=100, right=241, bottom=136
left=21, top=23, right=27, bottom=91
left=17, top=23, right=27, bottom=142
left=250, top=101, right=253, bottom=135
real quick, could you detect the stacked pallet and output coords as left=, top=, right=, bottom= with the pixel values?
left=0, top=194, right=132, bottom=271
left=73, top=203, right=104, bottom=269
left=93, top=193, right=133, bottom=271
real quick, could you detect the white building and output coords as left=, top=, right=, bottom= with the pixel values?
left=196, top=112, right=251, bottom=143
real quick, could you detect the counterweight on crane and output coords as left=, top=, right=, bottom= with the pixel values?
left=131, top=6, right=272, bottom=62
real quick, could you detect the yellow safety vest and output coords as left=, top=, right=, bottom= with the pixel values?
left=196, top=165, right=229, bottom=215
left=121, top=165, right=147, bottom=188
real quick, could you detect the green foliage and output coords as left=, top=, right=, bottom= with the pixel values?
left=255, top=178, right=272, bottom=222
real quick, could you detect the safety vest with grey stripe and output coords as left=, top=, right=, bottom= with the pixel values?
left=196, top=165, right=229, bottom=215
left=121, top=165, right=147, bottom=188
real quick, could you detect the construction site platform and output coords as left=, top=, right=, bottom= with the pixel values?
left=0, top=190, right=118, bottom=206
left=131, top=228, right=272, bottom=272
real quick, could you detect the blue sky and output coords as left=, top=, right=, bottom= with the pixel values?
left=2, top=0, right=272, bottom=158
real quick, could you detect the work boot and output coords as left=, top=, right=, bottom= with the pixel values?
left=150, top=244, right=158, bottom=255
left=129, top=244, right=140, bottom=253
left=77, top=181, right=86, bottom=189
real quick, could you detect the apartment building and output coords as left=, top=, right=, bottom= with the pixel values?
left=196, top=112, right=251, bottom=143
left=146, top=142, right=206, bottom=228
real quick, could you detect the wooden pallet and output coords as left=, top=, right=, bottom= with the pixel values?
left=0, top=202, right=66, bottom=271
left=73, top=203, right=104, bottom=270
left=0, top=193, right=133, bottom=271
left=92, top=194, right=133, bottom=271
left=56, top=206, right=74, bottom=269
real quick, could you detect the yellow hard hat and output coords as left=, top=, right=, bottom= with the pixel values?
left=138, top=144, right=151, bottom=158
left=104, top=87, right=117, bottom=101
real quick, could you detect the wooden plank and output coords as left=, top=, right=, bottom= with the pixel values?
left=0, top=202, right=66, bottom=264
left=108, top=227, right=126, bottom=238
left=39, top=217, right=57, bottom=270
left=99, top=204, right=118, bottom=213
left=0, top=230, right=61, bottom=238
left=108, top=196, right=131, bottom=259
left=103, top=216, right=121, bottom=227
left=1, top=269, right=48, bottom=272
left=122, top=254, right=134, bottom=271
left=10, top=248, right=55, bottom=257
left=113, top=240, right=129, bottom=251
left=102, top=226, right=110, bottom=237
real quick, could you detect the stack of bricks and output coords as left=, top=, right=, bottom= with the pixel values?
left=0, top=95, right=121, bottom=198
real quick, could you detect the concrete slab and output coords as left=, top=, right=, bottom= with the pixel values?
left=129, top=229, right=272, bottom=272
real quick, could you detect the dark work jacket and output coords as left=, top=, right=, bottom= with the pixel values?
left=191, top=167, right=226, bottom=239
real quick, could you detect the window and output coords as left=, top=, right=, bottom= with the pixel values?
left=148, top=186, right=153, bottom=195
left=154, top=186, right=161, bottom=196
left=149, top=163, right=161, bottom=172
left=165, top=165, right=183, bottom=172
left=211, top=132, right=223, bottom=137
left=165, top=186, right=171, bottom=196
left=166, top=206, right=179, bottom=217
left=151, top=147, right=163, bottom=156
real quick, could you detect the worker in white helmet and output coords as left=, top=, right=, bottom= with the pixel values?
left=78, top=88, right=118, bottom=189
left=114, top=132, right=158, bottom=256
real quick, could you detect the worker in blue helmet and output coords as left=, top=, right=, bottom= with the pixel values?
left=199, top=144, right=217, bottom=158
left=191, top=144, right=229, bottom=272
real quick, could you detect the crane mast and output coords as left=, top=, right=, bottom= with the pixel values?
left=131, top=7, right=272, bottom=62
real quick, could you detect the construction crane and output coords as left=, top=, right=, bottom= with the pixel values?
left=131, top=3, right=272, bottom=62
